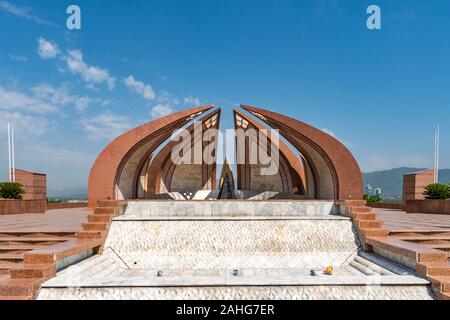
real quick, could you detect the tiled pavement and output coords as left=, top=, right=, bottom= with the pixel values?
left=374, top=208, right=450, bottom=231
left=0, top=208, right=88, bottom=233
left=0, top=208, right=96, bottom=299
left=373, top=207, right=450, bottom=299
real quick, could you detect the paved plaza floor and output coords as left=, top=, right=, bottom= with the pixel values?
left=0, top=208, right=88, bottom=233
left=374, top=208, right=450, bottom=231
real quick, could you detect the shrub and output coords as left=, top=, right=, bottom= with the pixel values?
left=364, top=194, right=383, bottom=203
left=47, top=198, right=63, bottom=204
left=0, top=182, right=25, bottom=199
left=423, top=183, right=450, bottom=200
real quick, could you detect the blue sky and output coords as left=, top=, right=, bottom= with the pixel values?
left=0, top=0, right=449, bottom=191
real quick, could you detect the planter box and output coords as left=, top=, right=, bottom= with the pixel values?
left=0, top=199, right=46, bottom=215
left=405, top=199, right=450, bottom=215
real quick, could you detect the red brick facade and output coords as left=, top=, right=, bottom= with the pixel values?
left=88, top=105, right=364, bottom=204
left=88, top=105, right=213, bottom=206
left=14, top=169, right=47, bottom=200
left=403, top=169, right=434, bottom=204
left=241, top=105, right=363, bottom=200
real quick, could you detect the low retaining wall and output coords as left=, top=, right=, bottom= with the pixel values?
left=47, top=203, right=88, bottom=210
left=0, top=199, right=46, bottom=215
left=406, top=200, right=450, bottom=215
left=367, top=203, right=404, bottom=210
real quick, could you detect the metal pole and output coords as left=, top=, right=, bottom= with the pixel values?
left=436, top=125, right=440, bottom=183
left=7, top=123, right=11, bottom=182
left=433, top=128, right=436, bottom=183
left=11, top=127, right=15, bottom=182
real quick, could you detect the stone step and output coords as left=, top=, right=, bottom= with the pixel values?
left=343, top=200, right=367, bottom=206
left=88, top=214, right=113, bottom=223
left=397, top=235, right=450, bottom=241
left=356, top=220, right=383, bottom=228
left=366, top=237, right=448, bottom=264
left=100, top=218, right=359, bottom=270
left=10, top=263, right=56, bottom=279
left=0, top=254, right=23, bottom=263
left=0, top=262, right=21, bottom=270
left=123, top=200, right=340, bottom=217
left=70, top=254, right=119, bottom=277
left=0, top=278, right=44, bottom=296
left=0, top=236, right=75, bottom=242
left=347, top=206, right=372, bottom=213
left=0, top=294, right=33, bottom=300
left=349, top=212, right=376, bottom=220
left=429, top=276, right=450, bottom=293
left=94, top=207, right=118, bottom=215
left=420, top=243, right=450, bottom=251
left=361, top=228, right=389, bottom=238
left=82, top=223, right=108, bottom=231
left=416, top=262, right=450, bottom=277
left=415, top=239, right=450, bottom=245
left=98, top=200, right=123, bottom=208
left=437, top=292, right=450, bottom=300
left=0, top=232, right=76, bottom=238
left=391, top=231, right=450, bottom=238
left=0, top=244, right=44, bottom=252
left=76, top=231, right=104, bottom=239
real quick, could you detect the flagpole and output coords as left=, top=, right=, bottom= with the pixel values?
left=11, top=127, right=15, bottom=182
left=436, top=124, right=440, bottom=183
left=7, top=123, right=11, bottom=182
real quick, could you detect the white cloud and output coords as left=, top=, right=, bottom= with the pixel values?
left=0, top=1, right=54, bottom=26
left=0, top=85, right=56, bottom=113
left=149, top=90, right=181, bottom=118
left=66, top=50, right=115, bottom=90
left=123, top=75, right=155, bottom=100
left=80, top=111, right=132, bottom=141
left=184, top=95, right=200, bottom=106
left=9, top=54, right=28, bottom=62
left=0, top=111, right=49, bottom=138
left=151, top=103, right=173, bottom=118
left=31, top=83, right=96, bottom=112
left=37, top=37, right=60, bottom=59
left=157, top=90, right=180, bottom=105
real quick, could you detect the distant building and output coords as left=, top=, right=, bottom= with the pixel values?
left=374, top=188, right=382, bottom=196
left=365, top=184, right=373, bottom=195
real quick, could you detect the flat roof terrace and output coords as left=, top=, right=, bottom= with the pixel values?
left=374, top=208, right=450, bottom=231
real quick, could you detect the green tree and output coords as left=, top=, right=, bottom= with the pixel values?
left=423, top=183, right=450, bottom=200
left=0, top=182, right=25, bottom=199
left=364, top=194, right=383, bottom=203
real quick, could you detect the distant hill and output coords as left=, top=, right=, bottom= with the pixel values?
left=47, top=187, right=87, bottom=200
left=363, top=167, right=450, bottom=199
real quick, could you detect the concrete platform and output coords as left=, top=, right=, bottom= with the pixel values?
left=37, top=201, right=434, bottom=300
left=38, top=249, right=432, bottom=300
left=122, top=200, right=342, bottom=217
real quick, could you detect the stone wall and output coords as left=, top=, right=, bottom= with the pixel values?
left=403, top=170, right=434, bottom=204
left=38, top=285, right=433, bottom=300
left=406, top=200, right=450, bottom=215
left=14, top=168, right=47, bottom=200
left=104, top=218, right=358, bottom=270
left=47, top=203, right=88, bottom=210
left=0, top=199, right=46, bottom=215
